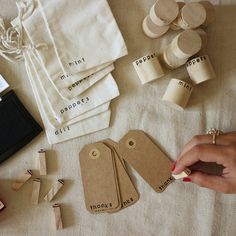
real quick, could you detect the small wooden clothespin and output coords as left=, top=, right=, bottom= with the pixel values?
left=172, top=168, right=191, bottom=180
left=38, top=149, right=47, bottom=176
left=53, top=203, right=63, bottom=230
left=44, top=179, right=64, bottom=202
left=31, top=178, right=41, bottom=205
left=0, top=200, right=5, bottom=211
left=12, top=170, right=33, bottom=191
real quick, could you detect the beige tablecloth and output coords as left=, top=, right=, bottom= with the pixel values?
left=0, top=0, right=236, bottom=235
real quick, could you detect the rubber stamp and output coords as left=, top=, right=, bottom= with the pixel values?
left=172, top=168, right=191, bottom=180
left=38, top=149, right=47, bottom=176
left=31, top=178, right=41, bottom=205
left=12, top=170, right=33, bottom=191
left=53, top=204, right=63, bottom=230
left=44, top=179, right=64, bottom=202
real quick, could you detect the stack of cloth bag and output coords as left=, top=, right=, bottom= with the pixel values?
left=0, top=0, right=127, bottom=144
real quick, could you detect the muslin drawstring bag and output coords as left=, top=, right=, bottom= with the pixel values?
left=26, top=48, right=119, bottom=126
left=24, top=52, right=111, bottom=144
left=16, top=1, right=115, bottom=100
left=28, top=0, right=127, bottom=75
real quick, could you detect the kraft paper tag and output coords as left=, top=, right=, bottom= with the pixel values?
left=79, top=143, right=120, bottom=214
left=103, top=140, right=140, bottom=210
left=118, top=130, right=174, bottom=193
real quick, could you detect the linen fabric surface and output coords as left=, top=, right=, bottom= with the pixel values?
left=0, top=0, right=236, bottom=236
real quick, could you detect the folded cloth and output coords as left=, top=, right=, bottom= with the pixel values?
left=16, top=1, right=115, bottom=100
left=24, top=52, right=111, bottom=144
left=25, top=48, right=119, bottom=127
left=37, top=0, right=128, bottom=75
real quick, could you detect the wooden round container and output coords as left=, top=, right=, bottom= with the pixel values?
left=149, top=0, right=179, bottom=26
left=170, top=2, right=185, bottom=31
left=133, top=53, right=165, bottom=84
left=186, top=55, right=216, bottom=85
left=142, top=16, right=169, bottom=38
left=195, top=28, right=208, bottom=52
left=173, top=2, right=207, bottom=30
left=162, top=45, right=188, bottom=69
left=162, top=79, right=193, bottom=110
left=171, top=30, right=202, bottom=59
left=200, top=1, right=216, bottom=27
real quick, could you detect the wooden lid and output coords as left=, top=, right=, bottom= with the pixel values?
left=195, top=28, right=208, bottom=51
left=163, top=45, right=188, bottom=69
left=171, top=30, right=202, bottom=59
left=170, top=2, right=186, bottom=30
left=181, top=2, right=207, bottom=29
left=150, top=0, right=179, bottom=26
left=142, top=16, right=169, bottom=38
left=200, top=1, right=216, bottom=26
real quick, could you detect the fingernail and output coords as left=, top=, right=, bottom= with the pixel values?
left=183, top=178, right=192, bottom=182
left=171, top=163, right=176, bottom=172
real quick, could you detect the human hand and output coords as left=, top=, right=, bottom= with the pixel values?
left=172, top=132, right=236, bottom=194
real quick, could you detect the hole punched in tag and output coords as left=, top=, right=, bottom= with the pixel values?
left=126, top=138, right=137, bottom=149
left=89, top=149, right=100, bottom=159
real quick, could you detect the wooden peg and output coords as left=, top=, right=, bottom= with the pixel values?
left=162, top=79, right=193, bottom=110
left=133, top=53, right=165, bottom=84
left=31, top=178, right=41, bottom=205
left=172, top=168, right=191, bottom=180
left=149, top=0, right=179, bottom=26
left=44, top=179, right=64, bottom=202
left=162, top=44, right=188, bottom=69
left=142, top=16, right=169, bottom=39
left=53, top=204, right=63, bottom=230
left=186, top=55, right=216, bottom=85
left=38, top=149, right=47, bottom=176
left=170, top=2, right=185, bottom=31
left=173, top=2, right=206, bottom=30
left=200, top=1, right=216, bottom=27
left=0, top=200, right=5, bottom=211
left=12, top=170, right=33, bottom=191
left=170, top=30, right=202, bottom=59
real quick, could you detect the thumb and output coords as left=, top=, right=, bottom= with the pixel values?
left=187, top=172, right=231, bottom=194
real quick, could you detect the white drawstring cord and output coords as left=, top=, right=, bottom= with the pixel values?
left=0, top=0, right=48, bottom=63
